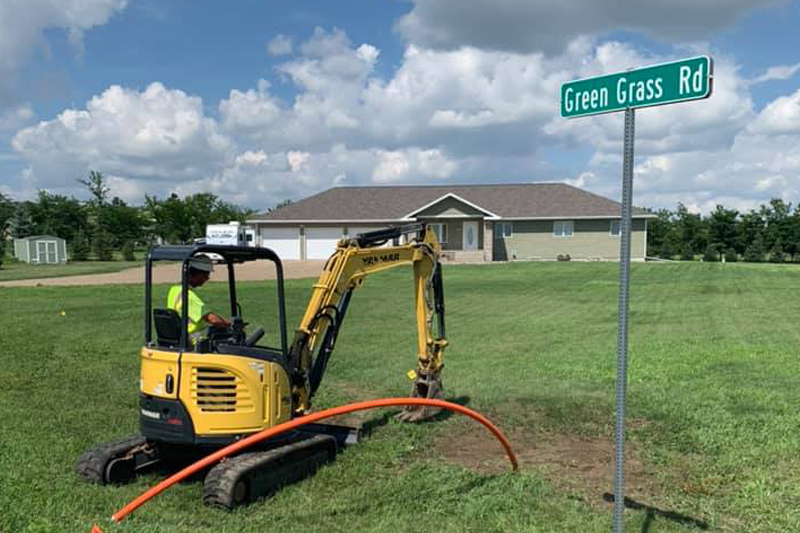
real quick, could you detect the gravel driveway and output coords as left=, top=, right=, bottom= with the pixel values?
left=0, top=260, right=328, bottom=287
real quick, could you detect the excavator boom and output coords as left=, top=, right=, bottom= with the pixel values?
left=287, top=223, right=447, bottom=420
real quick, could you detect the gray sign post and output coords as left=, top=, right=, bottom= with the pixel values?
left=561, top=56, right=712, bottom=533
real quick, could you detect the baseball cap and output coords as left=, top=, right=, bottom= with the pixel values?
left=189, top=255, right=214, bottom=272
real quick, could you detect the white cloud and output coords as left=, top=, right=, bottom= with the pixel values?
left=10, top=24, right=800, bottom=214
left=747, top=88, right=800, bottom=135
left=373, top=151, right=410, bottom=182
left=219, top=79, right=282, bottom=133
left=267, top=34, right=293, bottom=56
left=748, top=62, right=800, bottom=85
left=12, top=82, right=233, bottom=194
left=0, top=0, right=127, bottom=104
left=172, top=145, right=458, bottom=208
left=396, top=0, right=781, bottom=54
left=0, top=104, right=35, bottom=132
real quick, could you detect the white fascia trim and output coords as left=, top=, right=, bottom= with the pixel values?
left=247, top=219, right=403, bottom=224
left=500, top=214, right=657, bottom=220
left=401, top=193, right=501, bottom=220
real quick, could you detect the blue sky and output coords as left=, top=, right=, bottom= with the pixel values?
left=3, top=0, right=800, bottom=213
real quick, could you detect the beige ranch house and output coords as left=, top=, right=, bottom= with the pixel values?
left=248, top=183, right=654, bottom=262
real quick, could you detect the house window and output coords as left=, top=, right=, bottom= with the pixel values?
left=494, top=222, right=513, bottom=238
left=553, top=220, right=573, bottom=237
left=610, top=220, right=620, bottom=237
left=429, top=223, right=448, bottom=243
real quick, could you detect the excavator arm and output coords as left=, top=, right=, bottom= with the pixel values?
left=287, top=223, right=447, bottom=421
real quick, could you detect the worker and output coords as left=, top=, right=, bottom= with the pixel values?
left=167, top=255, right=231, bottom=346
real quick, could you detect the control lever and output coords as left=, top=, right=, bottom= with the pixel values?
left=245, top=328, right=265, bottom=347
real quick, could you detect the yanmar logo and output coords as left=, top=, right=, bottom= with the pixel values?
left=361, top=252, right=400, bottom=267
left=140, top=408, right=160, bottom=420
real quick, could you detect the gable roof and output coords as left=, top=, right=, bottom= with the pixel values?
left=250, top=183, right=653, bottom=222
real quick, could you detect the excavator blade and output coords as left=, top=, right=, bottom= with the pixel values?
left=397, top=375, right=444, bottom=422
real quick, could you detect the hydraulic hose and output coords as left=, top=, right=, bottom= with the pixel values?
left=91, top=398, right=517, bottom=531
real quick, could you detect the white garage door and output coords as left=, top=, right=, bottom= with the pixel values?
left=307, top=227, right=344, bottom=259
left=259, top=227, right=300, bottom=260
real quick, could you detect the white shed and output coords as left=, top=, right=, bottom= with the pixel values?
left=13, top=235, right=68, bottom=264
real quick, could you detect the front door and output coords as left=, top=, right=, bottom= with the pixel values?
left=463, top=221, right=478, bottom=251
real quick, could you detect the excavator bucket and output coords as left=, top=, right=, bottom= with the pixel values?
left=397, top=373, right=444, bottom=422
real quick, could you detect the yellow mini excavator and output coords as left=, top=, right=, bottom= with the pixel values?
left=77, top=223, right=447, bottom=509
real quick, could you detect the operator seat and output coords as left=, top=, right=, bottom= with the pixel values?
left=153, top=308, right=182, bottom=348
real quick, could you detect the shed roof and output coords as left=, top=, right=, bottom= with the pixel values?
left=250, top=183, right=653, bottom=222
left=16, top=234, right=64, bottom=241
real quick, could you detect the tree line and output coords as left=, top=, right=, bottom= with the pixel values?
left=0, top=171, right=254, bottom=265
left=647, top=199, right=800, bottom=262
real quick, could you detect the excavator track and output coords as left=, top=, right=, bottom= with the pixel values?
left=203, top=434, right=337, bottom=510
left=76, top=434, right=160, bottom=485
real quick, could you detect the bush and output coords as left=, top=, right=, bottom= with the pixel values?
left=680, top=244, right=694, bottom=261
left=121, top=241, right=136, bottom=261
left=0, top=238, right=5, bottom=269
left=92, top=230, right=113, bottom=261
left=724, top=248, right=738, bottom=263
left=703, top=244, right=720, bottom=262
left=70, top=230, right=90, bottom=261
left=556, top=253, right=571, bottom=261
left=770, top=242, right=786, bottom=263
left=744, top=234, right=765, bottom=263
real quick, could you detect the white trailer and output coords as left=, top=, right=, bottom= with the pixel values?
left=206, top=222, right=247, bottom=246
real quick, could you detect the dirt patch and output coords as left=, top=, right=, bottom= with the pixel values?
left=436, top=423, right=673, bottom=508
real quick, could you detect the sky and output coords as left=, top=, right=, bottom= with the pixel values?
left=2, top=0, right=800, bottom=214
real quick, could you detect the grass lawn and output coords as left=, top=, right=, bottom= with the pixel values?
left=2, top=261, right=799, bottom=532
left=0, top=260, right=143, bottom=282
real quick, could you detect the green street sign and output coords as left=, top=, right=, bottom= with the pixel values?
left=560, top=56, right=713, bottom=118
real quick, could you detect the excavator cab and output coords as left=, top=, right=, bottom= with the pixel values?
left=146, top=244, right=289, bottom=357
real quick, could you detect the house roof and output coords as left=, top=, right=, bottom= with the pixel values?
left=250, top=183, right=653, bottom=222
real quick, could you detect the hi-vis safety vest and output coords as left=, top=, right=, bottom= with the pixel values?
left=167, top=285, right=207, bottom=343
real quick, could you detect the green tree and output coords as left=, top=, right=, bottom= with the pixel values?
left=761, top=199, right=794, bottom=256
left=675, top=203, right=707, bottom=255
left=0, top=193, right=15, bottom=237
left=707, top=205, right=738, bottom=254
left=70, top=229, right=90, bottom=261
left=29, top=190, right=87, bottom=242
left=145, top=193, right=193, bottom=243
left=99, top=197, right=145, bottom=247
left=0, top=237, right=5, bottom=268
left=121, top=240, right=135, bottom=261
left=268, top=198, right=294, bottom=212
left=744, top=232, right=765, bottom=262
left=724, top=248, right=738, bottom=262
left=646, top=208, right=674, bottom=257
left=9, top=202, right=36, bottom=238
left=703, top=244, right=720, bottom=262
left=736, top=210, right=764, bottom=255
left=770, top=240, right=786, bottom=263
left=78, top=170, right=110, bottom=206
left=145, top=192, right=254, bottom=244
left=92, top=229, right=113, bottom=261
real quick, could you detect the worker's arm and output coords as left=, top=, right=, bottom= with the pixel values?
left=203, top=312, right=231, bottom=328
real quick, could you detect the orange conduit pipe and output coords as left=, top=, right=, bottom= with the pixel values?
left=92, top=398, right=517, bottom=531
